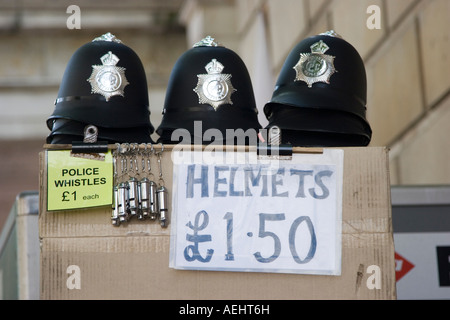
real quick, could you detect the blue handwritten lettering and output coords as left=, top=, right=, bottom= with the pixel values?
left=184, top=210, right=214, bottom=262
left=186, top=165, right=209, bottom=198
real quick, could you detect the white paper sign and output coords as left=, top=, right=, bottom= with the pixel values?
left=169, top=149, right=343, bottom=275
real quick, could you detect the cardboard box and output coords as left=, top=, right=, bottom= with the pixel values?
left=38, top=146, right=396, bottom=300
left=0, top=191, right=39, bottom=300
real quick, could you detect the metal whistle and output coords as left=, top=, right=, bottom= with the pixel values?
left=149, top=180, right=158, bottom=220
left=139, top=177, right=150, bottom=218
left=128, top=177, right=140, bottom=218
left=157, top=185, right=168, bottom=228
left=111, top=186, right=120, bottom=226
left=118, top=182, right=129, bottom=222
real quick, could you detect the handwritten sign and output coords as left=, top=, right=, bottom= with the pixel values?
left=169, top=149, right=344, bottom=275
left=47, top=150, right=113, bottom=211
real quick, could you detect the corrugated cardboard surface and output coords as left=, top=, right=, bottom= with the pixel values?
left=38, top=147, right=396, bottom=300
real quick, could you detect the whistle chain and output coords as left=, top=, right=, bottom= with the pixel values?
left=111, top=143, right=168, bottom=228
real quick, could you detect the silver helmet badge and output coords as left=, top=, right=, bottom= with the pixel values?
left=194, top=59, right=236, bottom=111
left=293, top=40, right=336, bottom=87
left=87, top=51, right=129, bottom=101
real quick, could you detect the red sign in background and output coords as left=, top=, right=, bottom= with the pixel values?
left=395, top=252, right=414, bottom=281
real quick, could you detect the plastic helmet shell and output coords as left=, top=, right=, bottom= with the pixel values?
left=47, top=33, right=154, bottom=143
left=264, top=31, right=372, bottom=147
left=156, top=36, right=261, bottom=145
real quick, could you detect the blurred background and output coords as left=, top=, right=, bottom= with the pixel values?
left=0, top=0, right=449, bottom=299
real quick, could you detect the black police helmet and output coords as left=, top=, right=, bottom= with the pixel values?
left=47, top=32, right=154, bottom=143
left=156, top=36, right=261, bottom=145
left=264, top=31, right=372, bottom=147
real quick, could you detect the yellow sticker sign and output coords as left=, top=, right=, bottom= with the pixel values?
left=47, top=150, right=113, bottom=211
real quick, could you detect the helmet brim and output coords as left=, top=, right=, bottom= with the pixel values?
left=156, top=107, right=262, bottom=145
left=46, top=118, right=154, bottom=144
left=264, top=104, right=372, bottom=147
left=264, top=82, right=368, bottom=122
left=47, top=99, right=153, bottom=131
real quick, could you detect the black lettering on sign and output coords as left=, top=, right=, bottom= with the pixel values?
left=436, top=246, right=450, bottom=286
